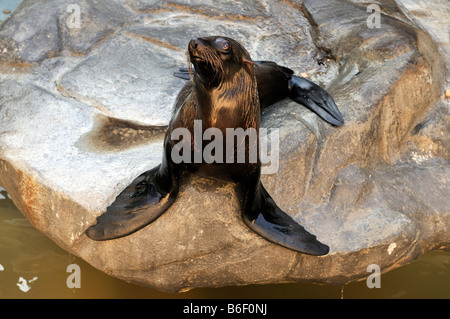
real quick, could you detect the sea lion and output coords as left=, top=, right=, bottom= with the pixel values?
left=86, top=36, right=334, bottom=255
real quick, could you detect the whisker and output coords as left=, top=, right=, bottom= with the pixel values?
left=185, top=51, right=193, bottom=80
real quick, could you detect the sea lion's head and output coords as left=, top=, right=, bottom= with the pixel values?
left=187, top=36, right=255, bottom=88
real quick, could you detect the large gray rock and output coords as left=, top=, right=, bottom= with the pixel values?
left=0, top=0, right=448, bottom=293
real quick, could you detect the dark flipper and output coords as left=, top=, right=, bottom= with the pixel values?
left=288, top=75, right=344, bottom=126
left=241, top=173, right=329, bottom=255
left=173, top=68, right=191, bottom=81
left=86, top=160, right=179, bottom=240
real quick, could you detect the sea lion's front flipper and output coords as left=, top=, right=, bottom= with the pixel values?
left=288, top=75, right=344, bottom=126
left=86, top=163, right=179, bottom=241
left=173, top=68, right=191, bottom=80
left=242, top=182, right=329, bottom=255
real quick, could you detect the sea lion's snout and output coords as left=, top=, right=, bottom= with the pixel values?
left=189, top=38, right=203, bottom=51
left=188, top=38, right=210, bottom=65
left=188, top=38, right=207, bottom=57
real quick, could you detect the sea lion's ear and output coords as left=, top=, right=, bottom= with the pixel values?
left=242, top=57, right=256, bottom=73
left=242, top=57, right=256, bottom=66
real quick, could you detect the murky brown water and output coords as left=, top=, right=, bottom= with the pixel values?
left=0, top=187, right=449, bottom=299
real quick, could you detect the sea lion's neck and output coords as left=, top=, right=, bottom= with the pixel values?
left=194, top=69, right=259, bottom=130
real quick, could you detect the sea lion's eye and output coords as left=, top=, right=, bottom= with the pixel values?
left=218, top=40, right=231, bottom=53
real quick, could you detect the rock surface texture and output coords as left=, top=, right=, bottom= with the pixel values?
left=0, top=0, right=448, bottom=293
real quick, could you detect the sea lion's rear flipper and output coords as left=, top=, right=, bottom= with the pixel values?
left=242, top=182, right=329, bottom=255
left=288, top=75, right=344, bottom=126
left=86, top=164, right=179, bottom=240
